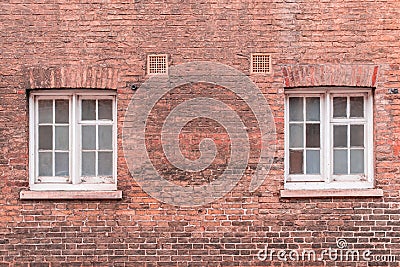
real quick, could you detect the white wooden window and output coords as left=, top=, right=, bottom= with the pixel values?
left=284, top=88, right=374, bottom=190
left=29, top=90, right=117, bottom=191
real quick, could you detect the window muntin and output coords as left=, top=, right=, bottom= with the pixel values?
left=30, top=91, right=117, bottom=191
left=285, top=89, right=373, bottom=190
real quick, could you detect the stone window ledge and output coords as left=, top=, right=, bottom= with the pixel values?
left=280, top=189, right=383, bottom=198
left=20, top=190, right=122, bottom=200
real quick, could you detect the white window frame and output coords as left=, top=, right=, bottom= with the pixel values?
left=284, top=87, right=374, bottom=190
left=29, top=90, right=118, bottom=191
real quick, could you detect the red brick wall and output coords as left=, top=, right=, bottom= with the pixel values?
left=1, top=0, right=400, bottom=266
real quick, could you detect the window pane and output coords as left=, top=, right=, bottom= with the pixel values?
left=306, top=150, right=320, bottom=174
left=333, top=149, right=348, bottom=174
left=333, top=97, right=347, bottom=118
left=39, top=125, right=53, bottom=150
left=350, top=149, right=364, bottom=174
left=82, top=125, right=96, bottom=150
left=98, top=152, right=113, bottom=176
left=306, top=124, right=320, bottom=148
left=39, top=152, right=52, bottom=176
left=289, top=97, right=303, bottom=121
left=333, top=125, right=347, bottom=148
left=55, top=100, right=69, bottom=123
left=350, top=97, right=364, bottom=118
left=350, top=125, right=364, bottom=147
left=289, top=150, right=303, bottom=174
left=55, top=152, right=69, bottom=176
left=98, top=100, right=113, bottom=120
left=82, top=152, right=95, bottom=176
left=289, top=124, right=303, bottom=148
left=99, top=125, right=112, bottom=150
left=306, top=97, right=320, bottom=121
left=82, top=100, right=96, bottom=120
left=38, top=100, right=53, bottom=123
left=55, top=126, right=69, bottom=150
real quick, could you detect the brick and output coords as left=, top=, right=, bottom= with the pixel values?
left=1, top=0, right=400, bottom=266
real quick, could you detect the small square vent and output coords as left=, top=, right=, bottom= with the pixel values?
left=147, top=54, right=168, bottom=75
left=251, top=53, right=271, bottom=74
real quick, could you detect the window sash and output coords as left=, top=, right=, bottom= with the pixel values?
left=29, top=91, right=117, bottom=191
left=330, top=93, right=368, bottom=182
left=286, top=94, right=325, bottom=182
left=285, top=89, right=373, bottom=189
left=35, top=96, right=71, bottom=183
left=78, top=97, right=115, bottom=181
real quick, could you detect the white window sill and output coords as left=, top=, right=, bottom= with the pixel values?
left=284, top=181, right=374, bottom=190
left=29, top=183, right=117, bottom=191
left=280, top=189, right=383, bottom=198
left=20, top=190, right=122, bottom=200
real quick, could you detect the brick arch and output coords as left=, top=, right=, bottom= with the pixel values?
left=25, top=66, right=119, bottom=90
left=281, top=64, right=379, bottom=88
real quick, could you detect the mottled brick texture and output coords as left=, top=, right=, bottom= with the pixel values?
left=1, top=0, right=400, bottom=266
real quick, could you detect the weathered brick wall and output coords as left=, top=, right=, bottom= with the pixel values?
left=1, top=0, right=400, bottom=266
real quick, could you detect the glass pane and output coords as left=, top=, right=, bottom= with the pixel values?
left=55, top=152, right=69, bottom=176
left=82, top=100, right=96, bottom=120
left=98, top=152, right=113, bottom=176
left=39, top=125, right=53, bottom=150
left=99, top=125, right=112, bottom=150
left=350, top=125, right=364, bottom=147
left=82, top=152, right=95, bottom=176
left=333, top=125, right=347, bottom=148
left=350, top=97, right=364, bottom=118
left=333, top=149, right=348, bottom=174
left=289, top=124, right=303, bottom=148
left=55, top=100, right=69, bottom=123
left=333, top=97, right=347, bottom=118
left=289, top=97, right=303, bottom=121
left=306, top=150, right=320, bottom=174
left=306, top=124, right=320, bottom=148
left=38, top=100, right=53, bottom=123
left=98, top=100, right=113, bottom=120
left=38, top=152, right=52, bottom=176
left=350, top=149, right=364, bottom=174
left=289, top=150, right=303, bottom=174
left=82, top=125, right=96, bottom=150
left=55, top=126, right=69, bottom=150
left=306, top=97, right=320, bottom=121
